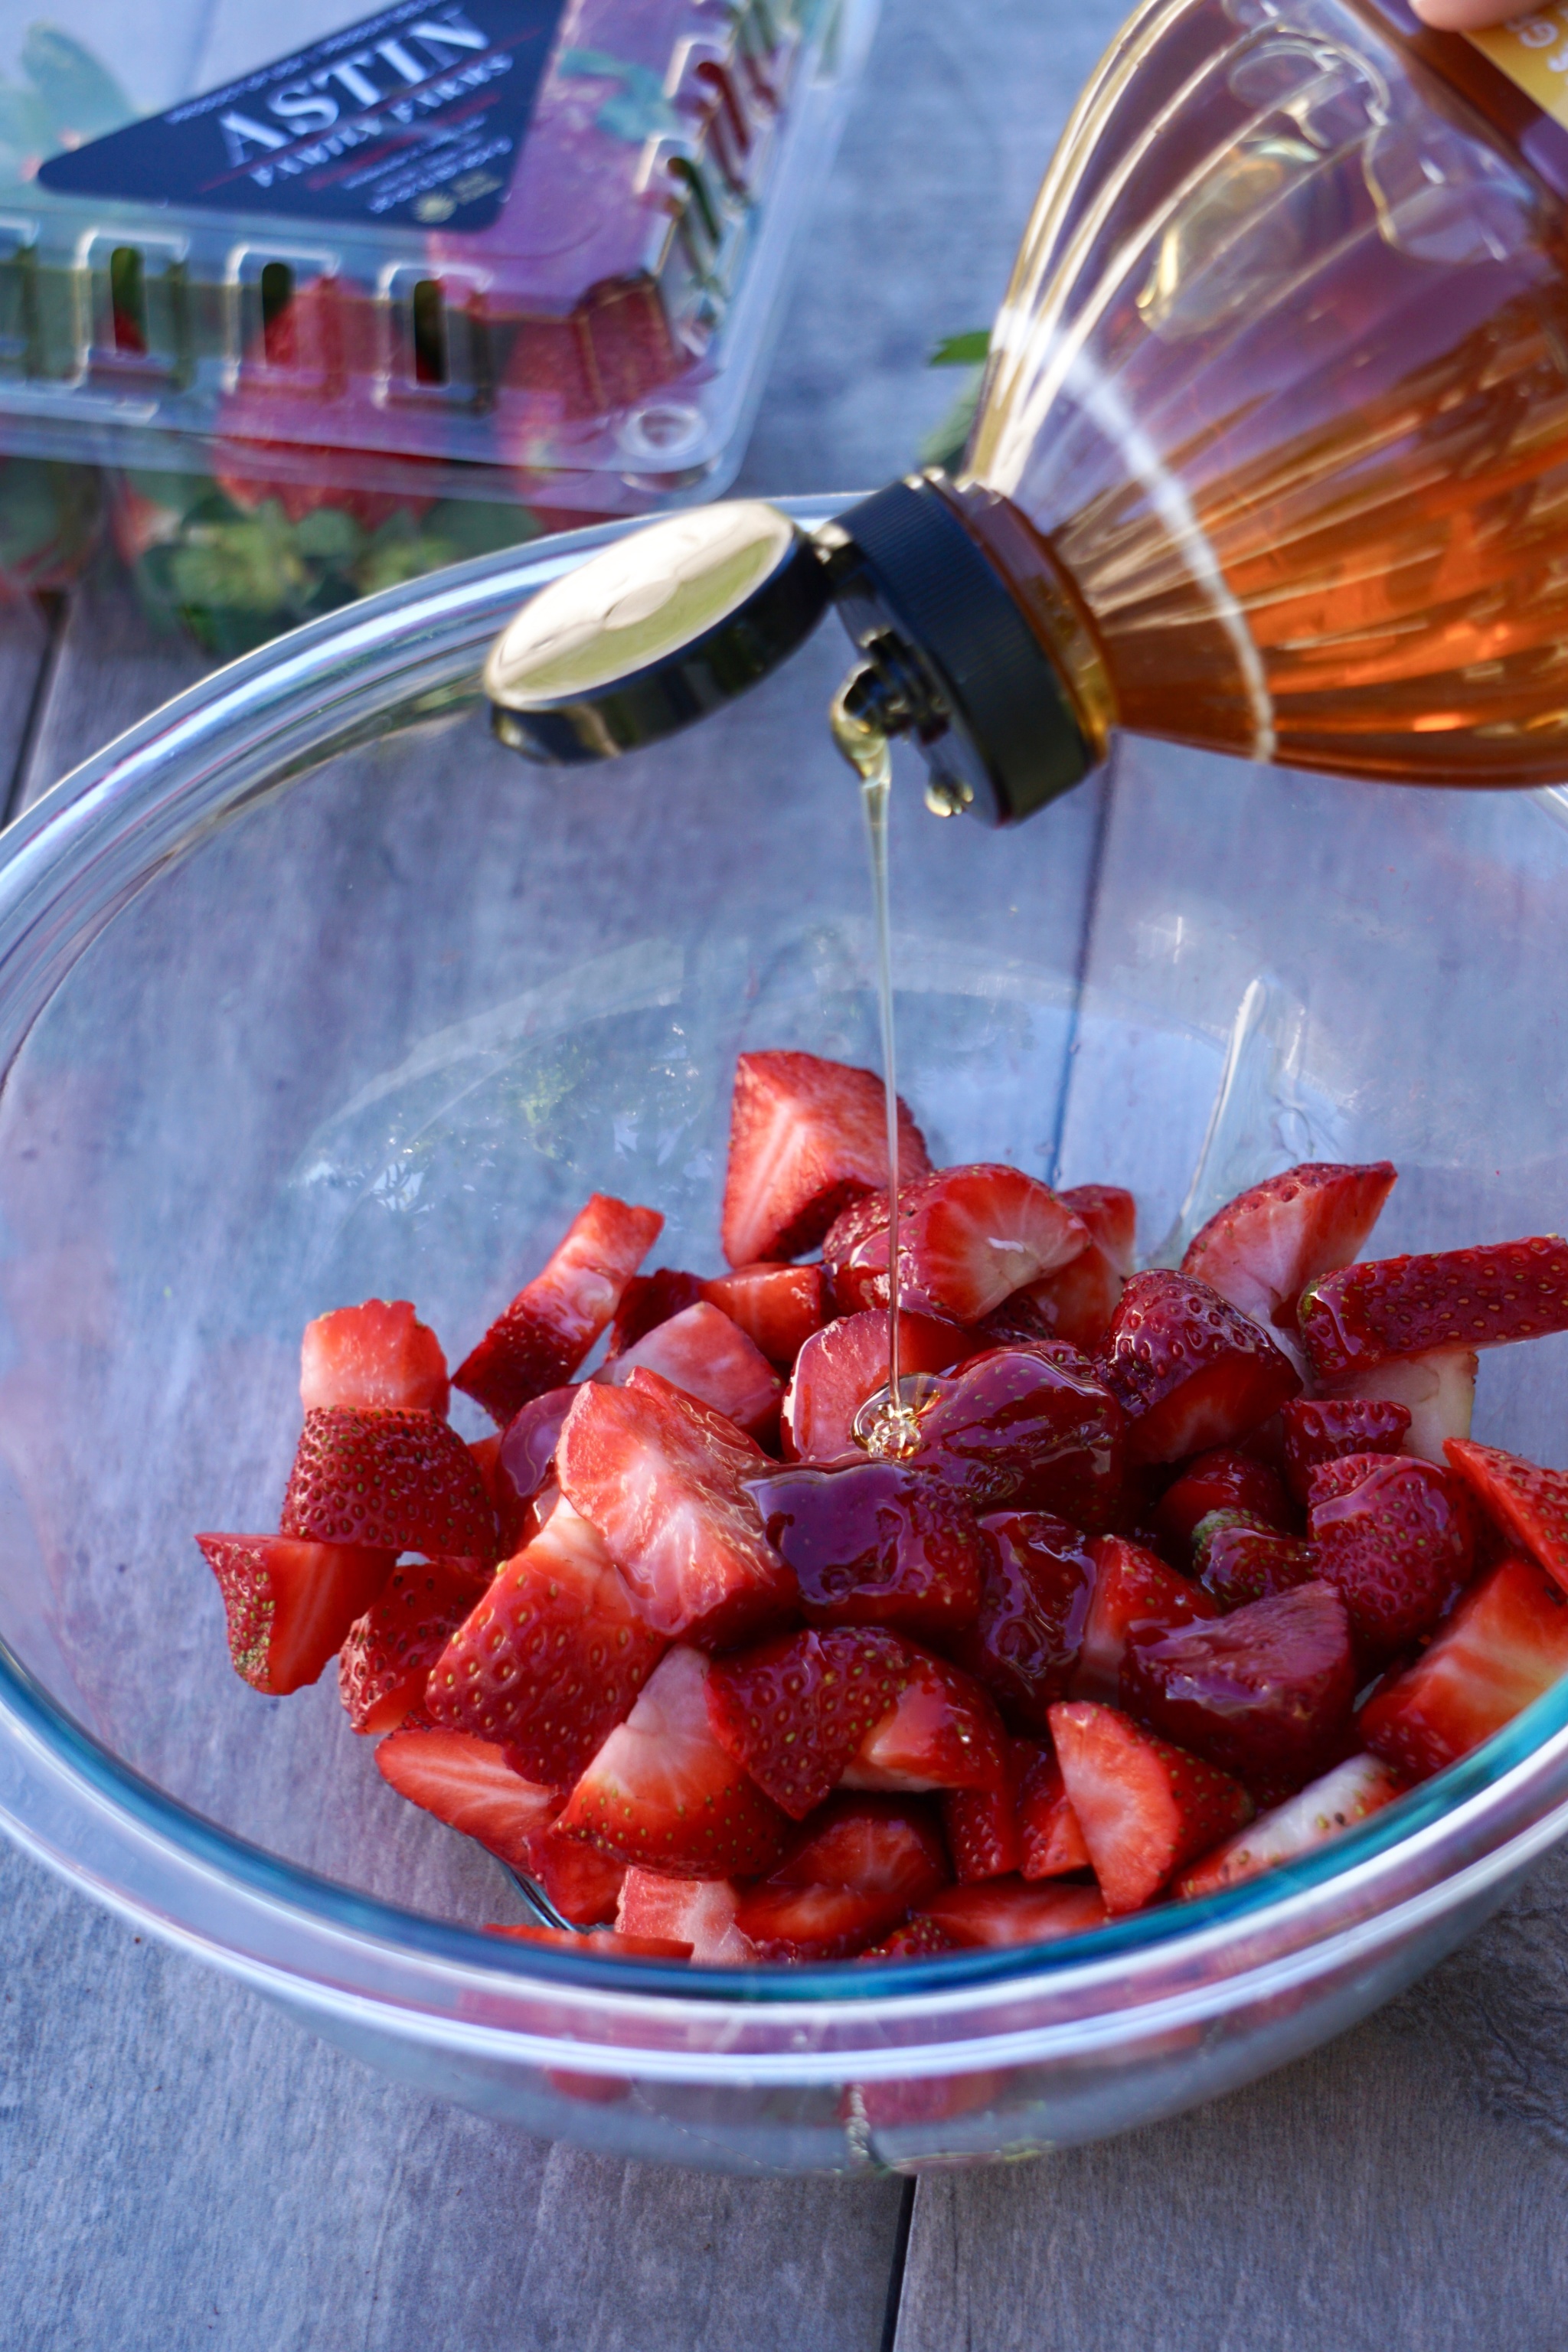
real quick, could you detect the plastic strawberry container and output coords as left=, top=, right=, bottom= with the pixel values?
left=2, top=509, right=1568, bottom=2172
left=0, top=0, right=874, bottom=649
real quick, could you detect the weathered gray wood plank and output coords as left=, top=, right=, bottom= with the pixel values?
left=0, top=1837, right=906, bottom=2352
left=892, top=735, right=1568, bottom=2346
left=0, top=593, right=56, bottom=821
left=14, top=567, right=212, bottom=815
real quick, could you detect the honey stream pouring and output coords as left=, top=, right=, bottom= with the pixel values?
left=486, top=0, right=1568, bottom=818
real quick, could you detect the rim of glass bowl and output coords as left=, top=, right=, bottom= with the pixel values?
left=1, top=504, right=1566, bottom=2037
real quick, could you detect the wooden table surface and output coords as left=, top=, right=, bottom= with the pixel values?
left=6, top=2, right=1568, bottom=2344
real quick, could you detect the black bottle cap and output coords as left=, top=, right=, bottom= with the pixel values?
left=484, top=476, right=1096, bottom=822
left=821, top=475, right=1093, bottom=825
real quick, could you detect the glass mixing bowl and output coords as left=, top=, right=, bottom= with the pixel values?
left=2, top=505, right=1567, bottom=2176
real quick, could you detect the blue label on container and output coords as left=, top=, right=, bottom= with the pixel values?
left=38, top=0, right=565, bottom=230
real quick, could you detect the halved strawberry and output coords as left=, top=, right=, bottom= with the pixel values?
left=779, top=1307, right=969, bottom=1462
left=916, top=1877, right=1108, bottom=1945
left=1016, top=1743, right=1091, bottom=1877
left=701, top=1263, right=826, bottom=1365
left=705, top=1625, right=913, bottom=1818
left=1280, top=1395, right=1411, bottom=1506
left=731, top=1795, right=949, bottom=1961
left=951, top=1510, right=1096, bottom=1730
left=851, top=1165, right=1089, bottom=1324
left=842, top=1648, right=1008, bottom=1794
left=492, top=1385, right=578, bottom=1550
left=486, top=1922, right=692, bottom=1961
left=455, top=1194, right=664, bottom=1424
left=1124, top=1582, right=1357, bottom=1789
left=426, top=1497, right=666, bottom=1785
left=910, top=1345, right=1127, bottom=1530
left=1328, top=1347, right=1477, bottom=1468
left=1049, top=1700, right=1253, bottom=1913
left=720, top=1050, right=931, bottom=1268
left=338, top=1557, right=489, bottom=1733
left=557, top=1369, right=796, bottom=1646
left=748, top=1459, right=986, bottom=1640
left=616, top=1867, right=756, bottom=1964
left=300, top=1298, right=450, bottom=1416
left=1444, top=1439, right=1568, bottom=1596
left=1008, top=1181, right=1135, bottom=1352
left=1308, top=1453, right=1474, bottom=1656
left=1097, top=1270, right=1301, bottom=1464
left=280, top=1406, right=498, bottom=1559
left=557, top=1646, right=791, bottom=1873
left=1300, top=1236, right=1568, bottom=1382
left=1181, top=1161, right=1396, bottom=1335
left=375, top=1727, right=558, bottom=1866
left=1154, top=1447, right=1292, bottom=1553
left=521, top=1821, right=626, bottom=1926
left=197, top=1533, right=395, bottom=1696
left=1175, top=1752, right=1407, bottom=1900
left=1358, top=1553, right=1568, bottom=1779
left=1191, top=1512, right=1318, bottom=1612
left=603, top=1300, right=782, bottom=1441
left=1071, top=1534, right=1218, bottom=1704
left=606, top=1267, right=704, bottom=1357
left=942, top=1773, right=1024, bottom=1881
left=858, top=1916, right=961, bottom=1959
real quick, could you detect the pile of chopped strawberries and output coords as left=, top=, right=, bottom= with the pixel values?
left=197, top=1049, right=1568, bottom=1966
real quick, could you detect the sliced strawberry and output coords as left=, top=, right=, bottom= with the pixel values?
left=1326, top=1346, right=1476, bottom=1465
left=197, top=1533, right=395, bottom=1696
left=704, top=1625, right=914, bottom=1818
left=1071, top=1534, right=1218, bottom=1704
left=1358, top=1553, right=1568, bottom=1780
left=606, top=1267, right=704, bottom=1357
left=780, top=1307, right=969, bottom=1462
left=1097, top=1270, right=1301, bottom=1464
left=557, top=1646, right=791, bottom=1873
left=1049, top=1700, right=1253, bottom=1914
left=375, top=1727, right=557, bottom=1866
left=1008, top=1182, right=1138, bottom=1354
left=951, top=1510, right=1096, bottom=1730
left=1154, top=1447, right=1292, bottom=1554
left=603, top=1300, right=782, bottom=1441
left=616, top=1867, right=756, bottom=1964
left=821, top=1187, right=905, bottom=1315
left=720, top=1050, right=931, bottom=1268
left=1300, top=1236, right=1568, bottom=1382
left=426, top=1497, right=666, bottom=1785
left=858, top=1916, right=961, bottom=1959
left=455, top=1194, right=664, bottom=1423
left=910, top=1345, right=1126, bottom=1530
left=1124, top=1582, right=1357, bottom=1789
left=300, top=1298, right=450, bottom=1416
left=557, top=1369, right=796, bottom=1646
left=338, top=1557, right=489, bottom=1733
left=881, top=1165, right=1092, bottom=1323
left=701, top=1263, right=826, bottom=1365
left=1175, top=1752, right=1407, bottom=1900
left=1307, top=1453, right=1474, bottom=1656
left=1444, top=1439, right=1568, bottom=1596
left=1280, top=1395, right=1412, bottom=1507
left=521, top=1821, right=626, bottom=1926
left=942, top=1775, right=1023, bottom=1881
left=1192, top=1512, right=1318, bottom=1612
left=842, top=1649, right=1008, bottom=1794
left=492, top=1385, right=578, bottom=1550
left=1181, top=1161, right=1396, bottom=1335
left=916, top=1877, right=1108, bottom=1945
left=280, top=1406, right=499, bottom=1558
left=731, top=1795, right=949, bottom=1961
left=1016, top=1744, right=1091, bottom=1877
left=486, top=1922, right=692, bottom=1961
left=748, top=1459, right=985, bottom=1640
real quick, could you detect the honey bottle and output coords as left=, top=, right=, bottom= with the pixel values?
left=488, top=0, right=1568, bottom=822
